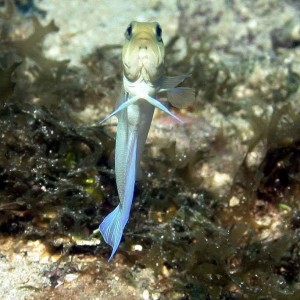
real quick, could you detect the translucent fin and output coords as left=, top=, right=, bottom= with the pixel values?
left=99, top=205, right=123, bottom=261
left=115, top=88, right=126, bottom=109
left=167, top=87, right=195, bottom=108
left=160, top=74, right=191, bottom=90
left=144, top=95, right=183, bottom=124
left=99, top=95, right=139, bottom=124
left=99, top=138, right=137, bottom=261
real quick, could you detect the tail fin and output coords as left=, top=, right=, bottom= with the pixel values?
left=99, top=205, right=124, bottom=261
left=99, top=135, right=137, bottom=261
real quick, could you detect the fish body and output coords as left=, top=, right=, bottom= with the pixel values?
left=99, top=21, right=194, bottom=261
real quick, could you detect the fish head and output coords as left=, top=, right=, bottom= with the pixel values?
left=122, top=21, right=165, bottom=83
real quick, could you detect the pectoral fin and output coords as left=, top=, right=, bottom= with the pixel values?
left=99, top=95, right=139, bottom=124
left=100, top=93, right=184, bottom=125
left=160, top=74, right=191, bottom=89
left=167, top=87, right=195, bottom=108
left=144, top=95, right=183, bottom=123
left=114, top=88, right=126, bottom=109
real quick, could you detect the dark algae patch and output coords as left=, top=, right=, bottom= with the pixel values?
left=0, top=0, right=114, bottom=248
left=0, top=103, right=111, bottom=238
left=1, top=0, right=300, bottom=299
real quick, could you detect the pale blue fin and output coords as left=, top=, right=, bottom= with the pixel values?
left=99, top=138, right=137, bottom=261
left=160, top=74, right=191, bottom=90
left=99, top=95, right=139, bottom=124
left=144, top=95, right=184, bottom=124
left=115, top=88, right=126, bottom=109
left=167, top=87, right=195, bottom=108
left=99, top=205, right=123, bottom=261
left=100, top=94, right=183, bottom=125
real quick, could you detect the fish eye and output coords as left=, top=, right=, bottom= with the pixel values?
left=125, top=24, right=133, bottom=40
left=156, top=24, right=162, bottom=41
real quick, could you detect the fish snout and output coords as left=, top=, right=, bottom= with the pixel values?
left=137, top=38, right=150, bottom=51
left=122, top=32, right=164, bottom=82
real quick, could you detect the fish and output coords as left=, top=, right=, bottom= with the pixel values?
left=99, top=21, right=194, bottom=261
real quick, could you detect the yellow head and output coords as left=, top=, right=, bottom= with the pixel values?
left=122, top=21, right=165, bottom=83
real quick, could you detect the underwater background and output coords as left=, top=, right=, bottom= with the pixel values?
left=0, top=0, right=300, bottom=299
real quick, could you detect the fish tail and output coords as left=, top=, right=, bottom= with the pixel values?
left=100, top=133, right=137, bottom=261
left=99, top=204, right=125, bottom=261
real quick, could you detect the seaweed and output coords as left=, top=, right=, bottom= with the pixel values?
left=0, top=61, right=20, bottom=103
left=0, top=0, right=69, bottom=83
left=0, top=0, right=115, bottom=251
left=1, top=15, right=69, bottom=78
left=0, top=103, right=114, bottom=241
